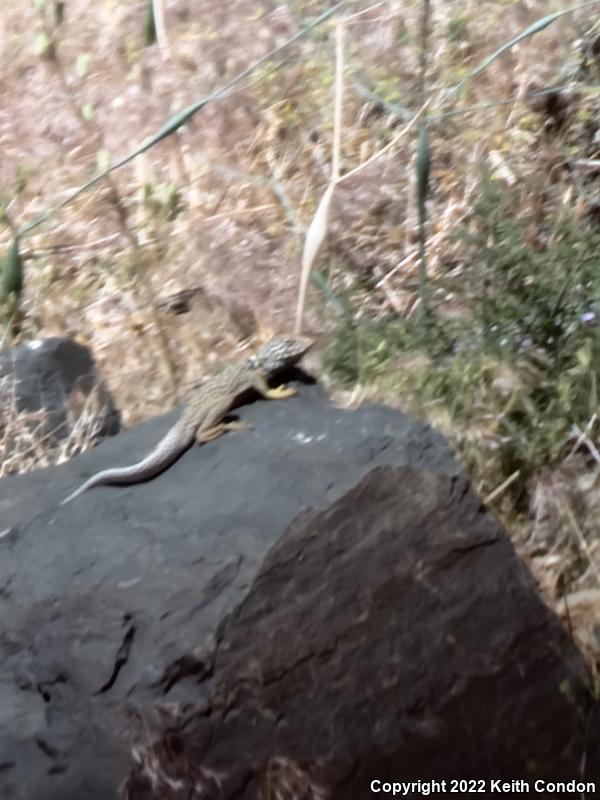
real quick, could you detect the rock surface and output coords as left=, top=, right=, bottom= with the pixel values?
left=0, top=383, right=597, bottom=800
left=0, top=337, right=120, bottom=446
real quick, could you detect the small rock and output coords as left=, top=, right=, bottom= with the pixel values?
left=0, top=337, right=120, bottom=446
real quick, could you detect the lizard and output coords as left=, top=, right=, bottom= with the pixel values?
left=60, top=335, right=313, bottom=505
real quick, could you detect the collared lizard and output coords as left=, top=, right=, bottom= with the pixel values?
left=60, top=335, right=312, bottom=504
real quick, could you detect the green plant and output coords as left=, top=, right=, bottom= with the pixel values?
left=326, top=173, right=600, bottom=500
left=446, top=13, right=471, bottom=43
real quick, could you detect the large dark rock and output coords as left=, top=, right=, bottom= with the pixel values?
left=0, top=384, right=597, bottom=800
left=0, top=337, right=120, bottom=447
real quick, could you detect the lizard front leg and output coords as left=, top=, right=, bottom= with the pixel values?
left=251, top=372, right=297, bottom=399
left=264, top=385, right=297, bottom=399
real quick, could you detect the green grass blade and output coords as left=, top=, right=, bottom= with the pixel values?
left=446, top=3, right=594, bottom=99
left=2, top=237, right=23, bottom=298
left=144, top=0, right=157, bottom=46
left=416, top=122, right=430, bottom=319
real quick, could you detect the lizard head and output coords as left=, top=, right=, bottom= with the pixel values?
left=250, top=335, right=313, bottom=374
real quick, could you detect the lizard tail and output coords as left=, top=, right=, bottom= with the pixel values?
left=60, top=423, right=193, bottom=505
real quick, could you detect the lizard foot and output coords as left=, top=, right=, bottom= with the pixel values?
left=196, top=420, right=253, bottom=443
left=264, top=384, right=297, bottom=399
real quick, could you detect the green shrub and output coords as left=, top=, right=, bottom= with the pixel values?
left=326, top=173, right=600, bottom=493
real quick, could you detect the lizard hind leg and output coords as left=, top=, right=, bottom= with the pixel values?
left=195, top=419, right=253, bottom=444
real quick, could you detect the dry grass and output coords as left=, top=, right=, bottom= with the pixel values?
left=0, top=374, right=57, bottom=478
left=0, top=372, right=118, bottom=478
